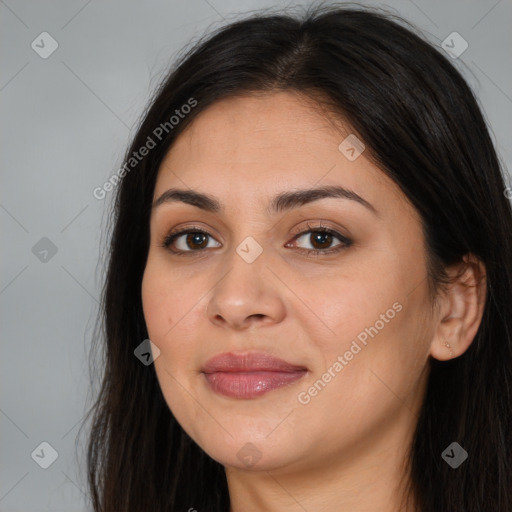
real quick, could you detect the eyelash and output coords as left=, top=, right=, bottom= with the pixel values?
left=159, top=222, right=353, bottom=258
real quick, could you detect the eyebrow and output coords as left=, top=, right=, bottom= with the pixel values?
left=152, top=185, right=378, bottom=216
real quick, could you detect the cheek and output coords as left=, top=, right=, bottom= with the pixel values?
left=296, top=306, right=428, bottom=449
left=141, top=270, right=174, bottom=340
left=140, top=257, right=196, bottom=351
left=141, top=266, right=204, bottom=427
left=141, top=263, right=205, bottom=367
left=142, top=256, right=196, bottom=332
left=297, top=266, right=399, bottom=354
left=301, top=265, right=428, bottom=407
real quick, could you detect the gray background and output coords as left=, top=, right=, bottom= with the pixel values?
left=1, top=0, right=511, bottom=510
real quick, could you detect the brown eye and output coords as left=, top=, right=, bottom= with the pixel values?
left=182, top=232, right=209, bottom=250
left=290, top=227, right=352, bottom=255
left=162, top=229, right=221, bottom=254
left=303, top=231, right=336, bottom=250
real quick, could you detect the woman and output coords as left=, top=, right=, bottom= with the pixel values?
left=83, top=3, right=512, bottom=511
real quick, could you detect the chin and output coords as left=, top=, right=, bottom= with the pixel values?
left=194, top=431, right=295, bottom=471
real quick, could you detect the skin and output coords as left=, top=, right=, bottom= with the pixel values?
left=141, top=91, right=487, bottom=512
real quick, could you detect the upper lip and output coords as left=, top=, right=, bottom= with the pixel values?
left=202, top=352, right=307, bottom=373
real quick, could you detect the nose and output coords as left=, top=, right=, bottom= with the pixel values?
left=206, top=249, right=286, bottom=330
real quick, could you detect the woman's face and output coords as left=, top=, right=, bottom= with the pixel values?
left=141, top=91, right=436, bottom=473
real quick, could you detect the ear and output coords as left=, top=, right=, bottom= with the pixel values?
left=430, top=253, right=487, bottom=361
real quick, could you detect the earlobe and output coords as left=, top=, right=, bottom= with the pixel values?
left=442, top=339, right=454, bottom=358
left=429, top=254, right=487, bottom=361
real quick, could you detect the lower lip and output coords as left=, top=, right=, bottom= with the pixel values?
left=203, top=370, right=307, bottom=399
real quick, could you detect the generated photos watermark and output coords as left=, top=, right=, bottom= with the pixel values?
left=93, top=97, right=197, bottom=200
left=297, top=301, right=403, bottom=405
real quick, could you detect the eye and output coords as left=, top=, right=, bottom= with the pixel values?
left=286, top=223, right=353, bottom=256
left=160, top=222, right=353, bottom=257
left=160, top=226, right=221, bottom=255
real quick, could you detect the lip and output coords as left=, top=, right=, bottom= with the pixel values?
left=202, top=352, right=308, bottom=399
left=202, top=352, right=307, bottom=373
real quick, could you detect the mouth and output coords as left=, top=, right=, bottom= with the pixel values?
left=201, top=351, right=308, bottom=399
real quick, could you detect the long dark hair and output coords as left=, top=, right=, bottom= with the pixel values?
left=80, top=3, right=512, bottom=511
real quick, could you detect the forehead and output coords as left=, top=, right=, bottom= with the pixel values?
left=162, top=91, right=353, bottom=167
left=154, top=91, right=411, bottom=219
